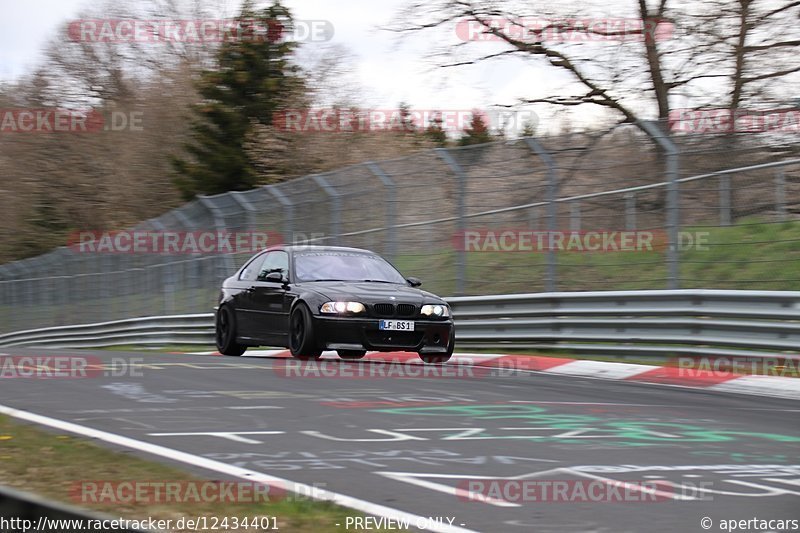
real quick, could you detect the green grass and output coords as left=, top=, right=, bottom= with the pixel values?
left=0, top=414, right=402, bottom=532
left=392, top=219, right=800, bottom=295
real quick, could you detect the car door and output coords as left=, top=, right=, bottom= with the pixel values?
left=233, top=251, right=269, bottom=341
left=247, top=250, right=290, bottom=343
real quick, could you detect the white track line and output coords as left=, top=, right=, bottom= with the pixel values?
left=0, top=403, right=477, bottom=533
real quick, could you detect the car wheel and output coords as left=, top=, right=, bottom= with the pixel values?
left=216, top=306, right=247, bottom=357
left=419, top=328, right=454, bottom=364
left=289, top=303, right=322, bottom=360
left=338, top=350, right=367, bottom=360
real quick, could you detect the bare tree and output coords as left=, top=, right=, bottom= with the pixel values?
left=388, top=0, right=800, bottom=140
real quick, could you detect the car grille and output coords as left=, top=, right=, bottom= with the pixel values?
left=372, top=303, right=418, bottom=318
left=396, top=304, right=417, bottom=317
left=373, top=303, right=395, bottom=317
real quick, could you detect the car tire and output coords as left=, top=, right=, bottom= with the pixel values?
left=289, top=303, right=323, bottom=360
left=338, top=350, right=367, bottom=360
left=216, top=306, right=247, bottom=357
left=419, top=328, right=454, bottom=364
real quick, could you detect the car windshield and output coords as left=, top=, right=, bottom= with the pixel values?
left=294, top=251, right=407, bottom=284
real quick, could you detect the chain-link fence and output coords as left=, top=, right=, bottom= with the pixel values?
left=1, top=121, right=798, bottom=333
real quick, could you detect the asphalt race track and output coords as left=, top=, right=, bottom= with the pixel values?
left=1, top=348, right=799, bottom=533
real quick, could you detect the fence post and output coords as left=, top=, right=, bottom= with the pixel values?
left=0, top=263, right=22, bottom=333
left=311, top=174, right=342, bottom=246
left=775, top=170, right=787, bottom=221
left=230, top=191, right=259, bottom=233
left=365, top=162, right=397, bottom=261
left=172, top=208, right=203, bottom=313
left=719, top=174, right=732, bottom=226
left=267, top=185, right=295, bottom=244
left=198, top=196, right=236, bottom=282
left=529, top=207, right=540, bottom=230
left=625, top=193, right=637, bottom=230
left=435, top=148, right=467, bottom=296
left=638, top=121, right=680, bottom=290
left=144, top=217, right=174, bottom=318
left=570, top=201, right=581, bottom=231
left=523, top=138, right=558, bottom=292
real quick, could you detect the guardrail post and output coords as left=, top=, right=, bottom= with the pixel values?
left=165, top=263, right=175, bottom=315
left=523, top=138, right=558, bottom=292
left=775, top=170, right=787, bottom=221
left=312, top=174, right=342, bottom=246
left=365, top=162, right=397, bottom=261
left=625, top=193, right=636, bottom=230
left=435, top=148, right=467, bottom=296
left=638, top=121, right=680, bottom=290
left=719, top=174, right=731, bottom=226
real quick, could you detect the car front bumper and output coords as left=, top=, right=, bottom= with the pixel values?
left=312, top=315, right=454, bottom=354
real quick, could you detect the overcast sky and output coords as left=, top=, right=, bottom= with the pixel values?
left=1, top=0, right=467, bottom=103
left=1, top=0, right=577, bottom=119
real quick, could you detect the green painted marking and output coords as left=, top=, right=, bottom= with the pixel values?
left=374, top=405, right=800, bottom=444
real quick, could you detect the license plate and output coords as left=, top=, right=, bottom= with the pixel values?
left=379, top=320, right=415, bottom=331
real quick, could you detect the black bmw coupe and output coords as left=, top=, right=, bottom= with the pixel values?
left=214, top=245, right=455, bottom=363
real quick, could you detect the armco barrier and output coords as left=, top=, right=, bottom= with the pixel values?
left=0, top=290, right=798, bottom=358
left=0, top=314, right=215, bottom=349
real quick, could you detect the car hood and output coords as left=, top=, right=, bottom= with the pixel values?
left=296, top=281, right=444, bottom=305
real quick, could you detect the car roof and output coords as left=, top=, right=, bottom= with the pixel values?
left=268, top=245, right=375, bottom=254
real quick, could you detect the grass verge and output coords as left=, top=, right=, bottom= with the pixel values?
left=0, top=414, right=400, bottom=532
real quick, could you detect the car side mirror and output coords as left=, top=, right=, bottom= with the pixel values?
left=260, top=271, right=285, bottom=283
left=406, top=277, right=422, bottom=288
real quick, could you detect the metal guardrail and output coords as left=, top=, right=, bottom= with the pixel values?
left=0, top=314, right=215, bottom=349
left=1, top=290, right=799, bottom=358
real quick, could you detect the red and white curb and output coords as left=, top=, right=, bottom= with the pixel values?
left=185, top=350, right=800, bottom=401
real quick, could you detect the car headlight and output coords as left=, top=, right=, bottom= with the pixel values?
left=320, top=301, right=366, bottom=314
left=420, top=304, right=449, bottom=317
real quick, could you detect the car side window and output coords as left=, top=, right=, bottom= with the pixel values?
left=239, top=253, right=268, bottom=281
left=257, top=251, right=289, bottom=281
